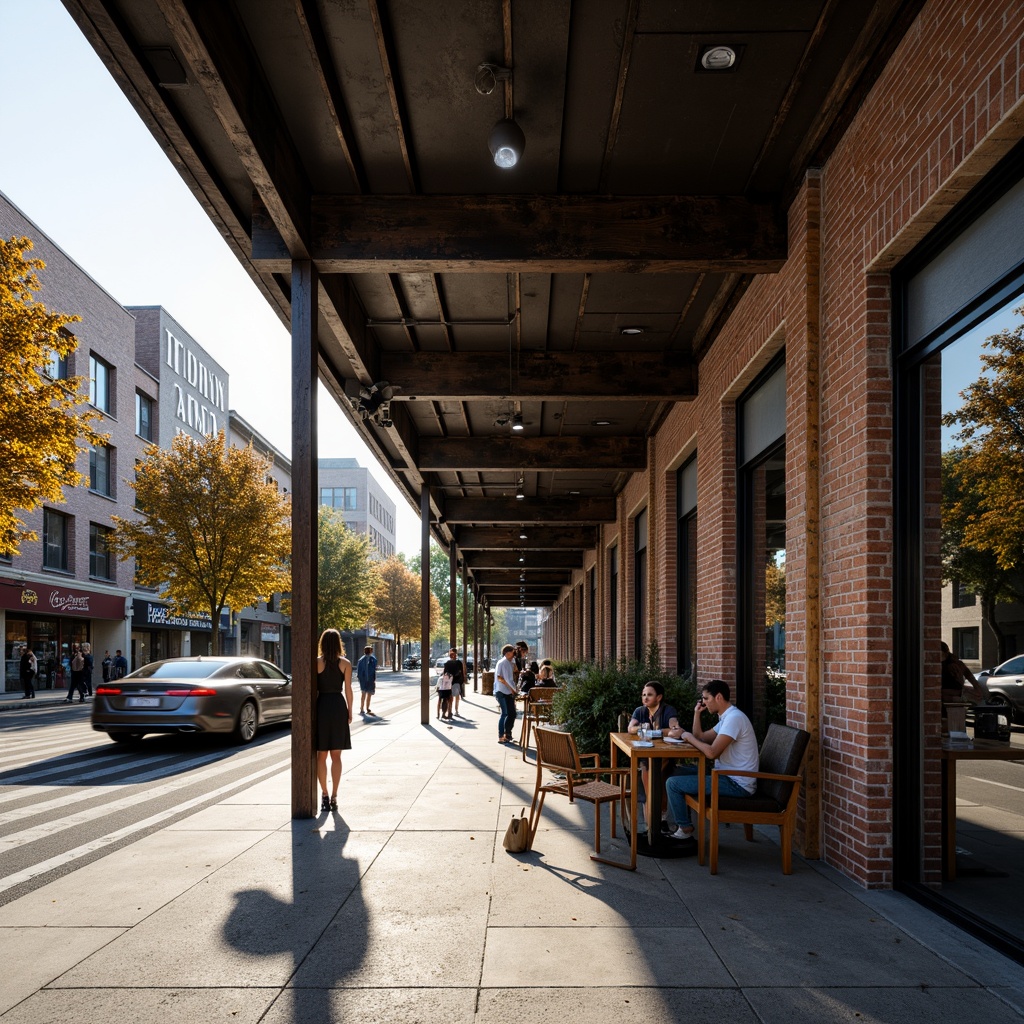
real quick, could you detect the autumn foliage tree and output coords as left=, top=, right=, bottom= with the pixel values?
left=372, top=556, right=438, bottom=670
left=113, top=431, right=291, bottom=654
left=0, top=236, right=106, bottom=555
left=317, top=505, right=378, bottom=636
left=941, top=305, right=1024, bottom=660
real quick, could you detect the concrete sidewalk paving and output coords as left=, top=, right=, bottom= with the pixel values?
left=2, top=692, right=1024, bottom=1023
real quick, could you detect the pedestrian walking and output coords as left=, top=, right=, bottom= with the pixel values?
left=101, top=650, right=112, bottom=683
left=65, top=644, right=87, bottom=703
left=444, top=647, right=466, bottom=717
left=356, top=645, right=377, bottom=715
left=81, top=642, right=94, bottom=697
left=112, top=649, right=128, bottom=679
left=19, top=645, right=36, bottom=699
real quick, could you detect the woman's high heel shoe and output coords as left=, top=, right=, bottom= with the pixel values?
left=320, top=793, right=331, bottom=812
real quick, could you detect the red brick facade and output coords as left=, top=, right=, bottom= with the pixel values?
left=544, top=0, right=1024, bottom=887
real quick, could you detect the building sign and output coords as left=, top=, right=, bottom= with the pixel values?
left=260, top=623, right=281, bottom=642
left=133, top=599, right=213, bottom=631
left=0, top=577, right=127, bottom=620
left=165, top=328, right=227, bottom=437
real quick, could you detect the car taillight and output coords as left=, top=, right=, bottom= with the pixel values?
left=165, top=688, right=217, bottom=697
left=95, top=687, right=121, bottom=695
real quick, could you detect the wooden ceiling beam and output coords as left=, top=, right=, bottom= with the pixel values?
left=420, top=436, right=644, bottom=472
left=443, top=496, right=616, bottom=525
left=251, top=194, right=786, bottom=273
left=454, top=526, right=598, bottom=550
left=156, top=0, right=311, bottom=256
left=380, top=351, right=695, bottom=402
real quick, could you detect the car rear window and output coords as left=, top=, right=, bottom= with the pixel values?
left=130, top=661, right=225, bottom=679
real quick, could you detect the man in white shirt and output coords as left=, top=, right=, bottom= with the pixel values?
left=494, top=644, right=518, bottom=744
left=665, top=679, right=759, bottom=840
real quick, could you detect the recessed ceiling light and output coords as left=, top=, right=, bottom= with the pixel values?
left=591, top=419, right=612, bottom=427
left=700, top=45, right=738, bottom=71
left=620, top=326, right=644, bottom=336
left=569, top=490, right=580, bottom=496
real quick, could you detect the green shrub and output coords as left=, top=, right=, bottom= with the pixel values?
left=550, top=658, right=697, bottom=765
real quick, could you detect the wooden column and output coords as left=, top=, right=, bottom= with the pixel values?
left=462, top=560, right=469, bottom=678
left=449, top=545, right=457, bottom=650
left=290, top=259, right=317, bottom=818
left=420, top=484, right=431, bottom=723
left=473, top=591, right=480, bottom=691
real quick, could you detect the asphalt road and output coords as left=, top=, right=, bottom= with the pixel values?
left=0, top=671, right=426, bottom=907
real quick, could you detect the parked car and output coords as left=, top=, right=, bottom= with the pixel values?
left=976, top=654, right=1024, bottom=723
left=402, top=655, right=421, bottom=670
left=91, top=656, right=291, bottom=745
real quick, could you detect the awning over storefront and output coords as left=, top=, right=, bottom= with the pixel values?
left=0, top=577, right=127, bottom=620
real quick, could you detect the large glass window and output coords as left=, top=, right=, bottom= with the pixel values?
left=633, top=508, right=647, bottom=661
left=89, top=523, right=114, bottom=579
left=677, top=457, right=698, bottom=677
left=738, top=362, right=786, bottom=738
left=89, top=355, right=112, bottom=414
left=895, top=150, right=1024, bottom=961
left=43, top=509, right=69, bottom=571
left=608, top=544, right=618, bottom=662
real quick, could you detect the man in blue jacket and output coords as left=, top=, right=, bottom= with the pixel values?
left=356, top=645, right=377, bottom=715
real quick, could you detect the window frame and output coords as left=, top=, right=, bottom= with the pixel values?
left=89, top=522, right=114, bottom=580
left=43, top=509, right=70, bottom=572
left=89, top=354, right=113, bottom=414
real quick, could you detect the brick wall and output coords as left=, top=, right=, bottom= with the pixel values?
left=549, top=0, right=1024, bottom=887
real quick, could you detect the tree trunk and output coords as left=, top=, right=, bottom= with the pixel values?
left=982, top=594, right=1009, bottom=663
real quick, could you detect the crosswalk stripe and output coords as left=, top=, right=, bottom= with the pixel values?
left=0, top=757, right=290, bottom=895
left=0, top=741, right=289, bottom=839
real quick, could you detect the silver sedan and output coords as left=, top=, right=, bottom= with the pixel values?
left=91, top=656, right=291, bottom=745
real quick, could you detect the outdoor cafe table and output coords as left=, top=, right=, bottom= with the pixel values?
left=940, top=737, right=1024, bottom=881
left=593, top=732, right=706, bottom=871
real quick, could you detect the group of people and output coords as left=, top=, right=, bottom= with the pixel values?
left=627, top=678, right=759, bottom=840
left=16, top=643, right=125, bottom=701
left=494, top=640, right=555, bottom=744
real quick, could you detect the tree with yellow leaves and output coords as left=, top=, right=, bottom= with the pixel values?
left=113, top=431, right=290, bottom=654
left=0, top=236, right=106, bottom=556
left=372, top=556, right=436, bottom=671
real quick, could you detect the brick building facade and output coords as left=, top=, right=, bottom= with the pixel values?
left=541, top=0, right=1024, bottom=945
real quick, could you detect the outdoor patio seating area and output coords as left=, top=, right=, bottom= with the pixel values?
left=4, top=692, right=1024, bottom=1023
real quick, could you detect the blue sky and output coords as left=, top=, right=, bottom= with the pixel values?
left=0, top=0, right=422, bottom=555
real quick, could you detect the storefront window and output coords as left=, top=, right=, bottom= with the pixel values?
left=738, top=362, right=787, bottom=738
left=895, top=150, right=1024, bottom=961
left=677, top=457, right=697, bottom=677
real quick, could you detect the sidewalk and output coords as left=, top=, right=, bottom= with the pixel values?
left=3, top=691, right=1024, bottom=1023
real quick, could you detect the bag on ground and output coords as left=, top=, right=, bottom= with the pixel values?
left=502, top=808, right=530, bottom=853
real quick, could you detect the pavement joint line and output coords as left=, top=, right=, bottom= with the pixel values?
left=0, top=739, right=291, bottom=836
left=962, top=775, right=1024, bottom=794
left=0, top=756, right=290, bottom=895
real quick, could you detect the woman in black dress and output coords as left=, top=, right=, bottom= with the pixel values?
left=316, top=628, right=353, bottom=812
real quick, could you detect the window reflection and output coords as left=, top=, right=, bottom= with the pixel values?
left=935, top=299, right=1024, bottom=941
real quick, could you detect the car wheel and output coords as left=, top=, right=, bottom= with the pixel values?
left=110, top=732, right=144, bottom=744
left=234, top=700, right=259, bottom=744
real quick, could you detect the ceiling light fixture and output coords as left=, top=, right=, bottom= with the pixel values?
left=591, top=419, right=612, bottom=427
left=519, top=530, right=528, bottom=540
left=511, top=411, right=524, bottom=432
left=488, top=118, right=525, bottom=168
left=699, top=44, right=738, bottom=71
left=620, top=326, right=644, bottom=336
left=518, top=553, right=525, bottom=562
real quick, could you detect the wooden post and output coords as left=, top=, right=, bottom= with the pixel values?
left=449, top=544, right=457, bottom=651
left=420, top=483, right=431, bottom=723
left=290, top=259, right=317, bottom=818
